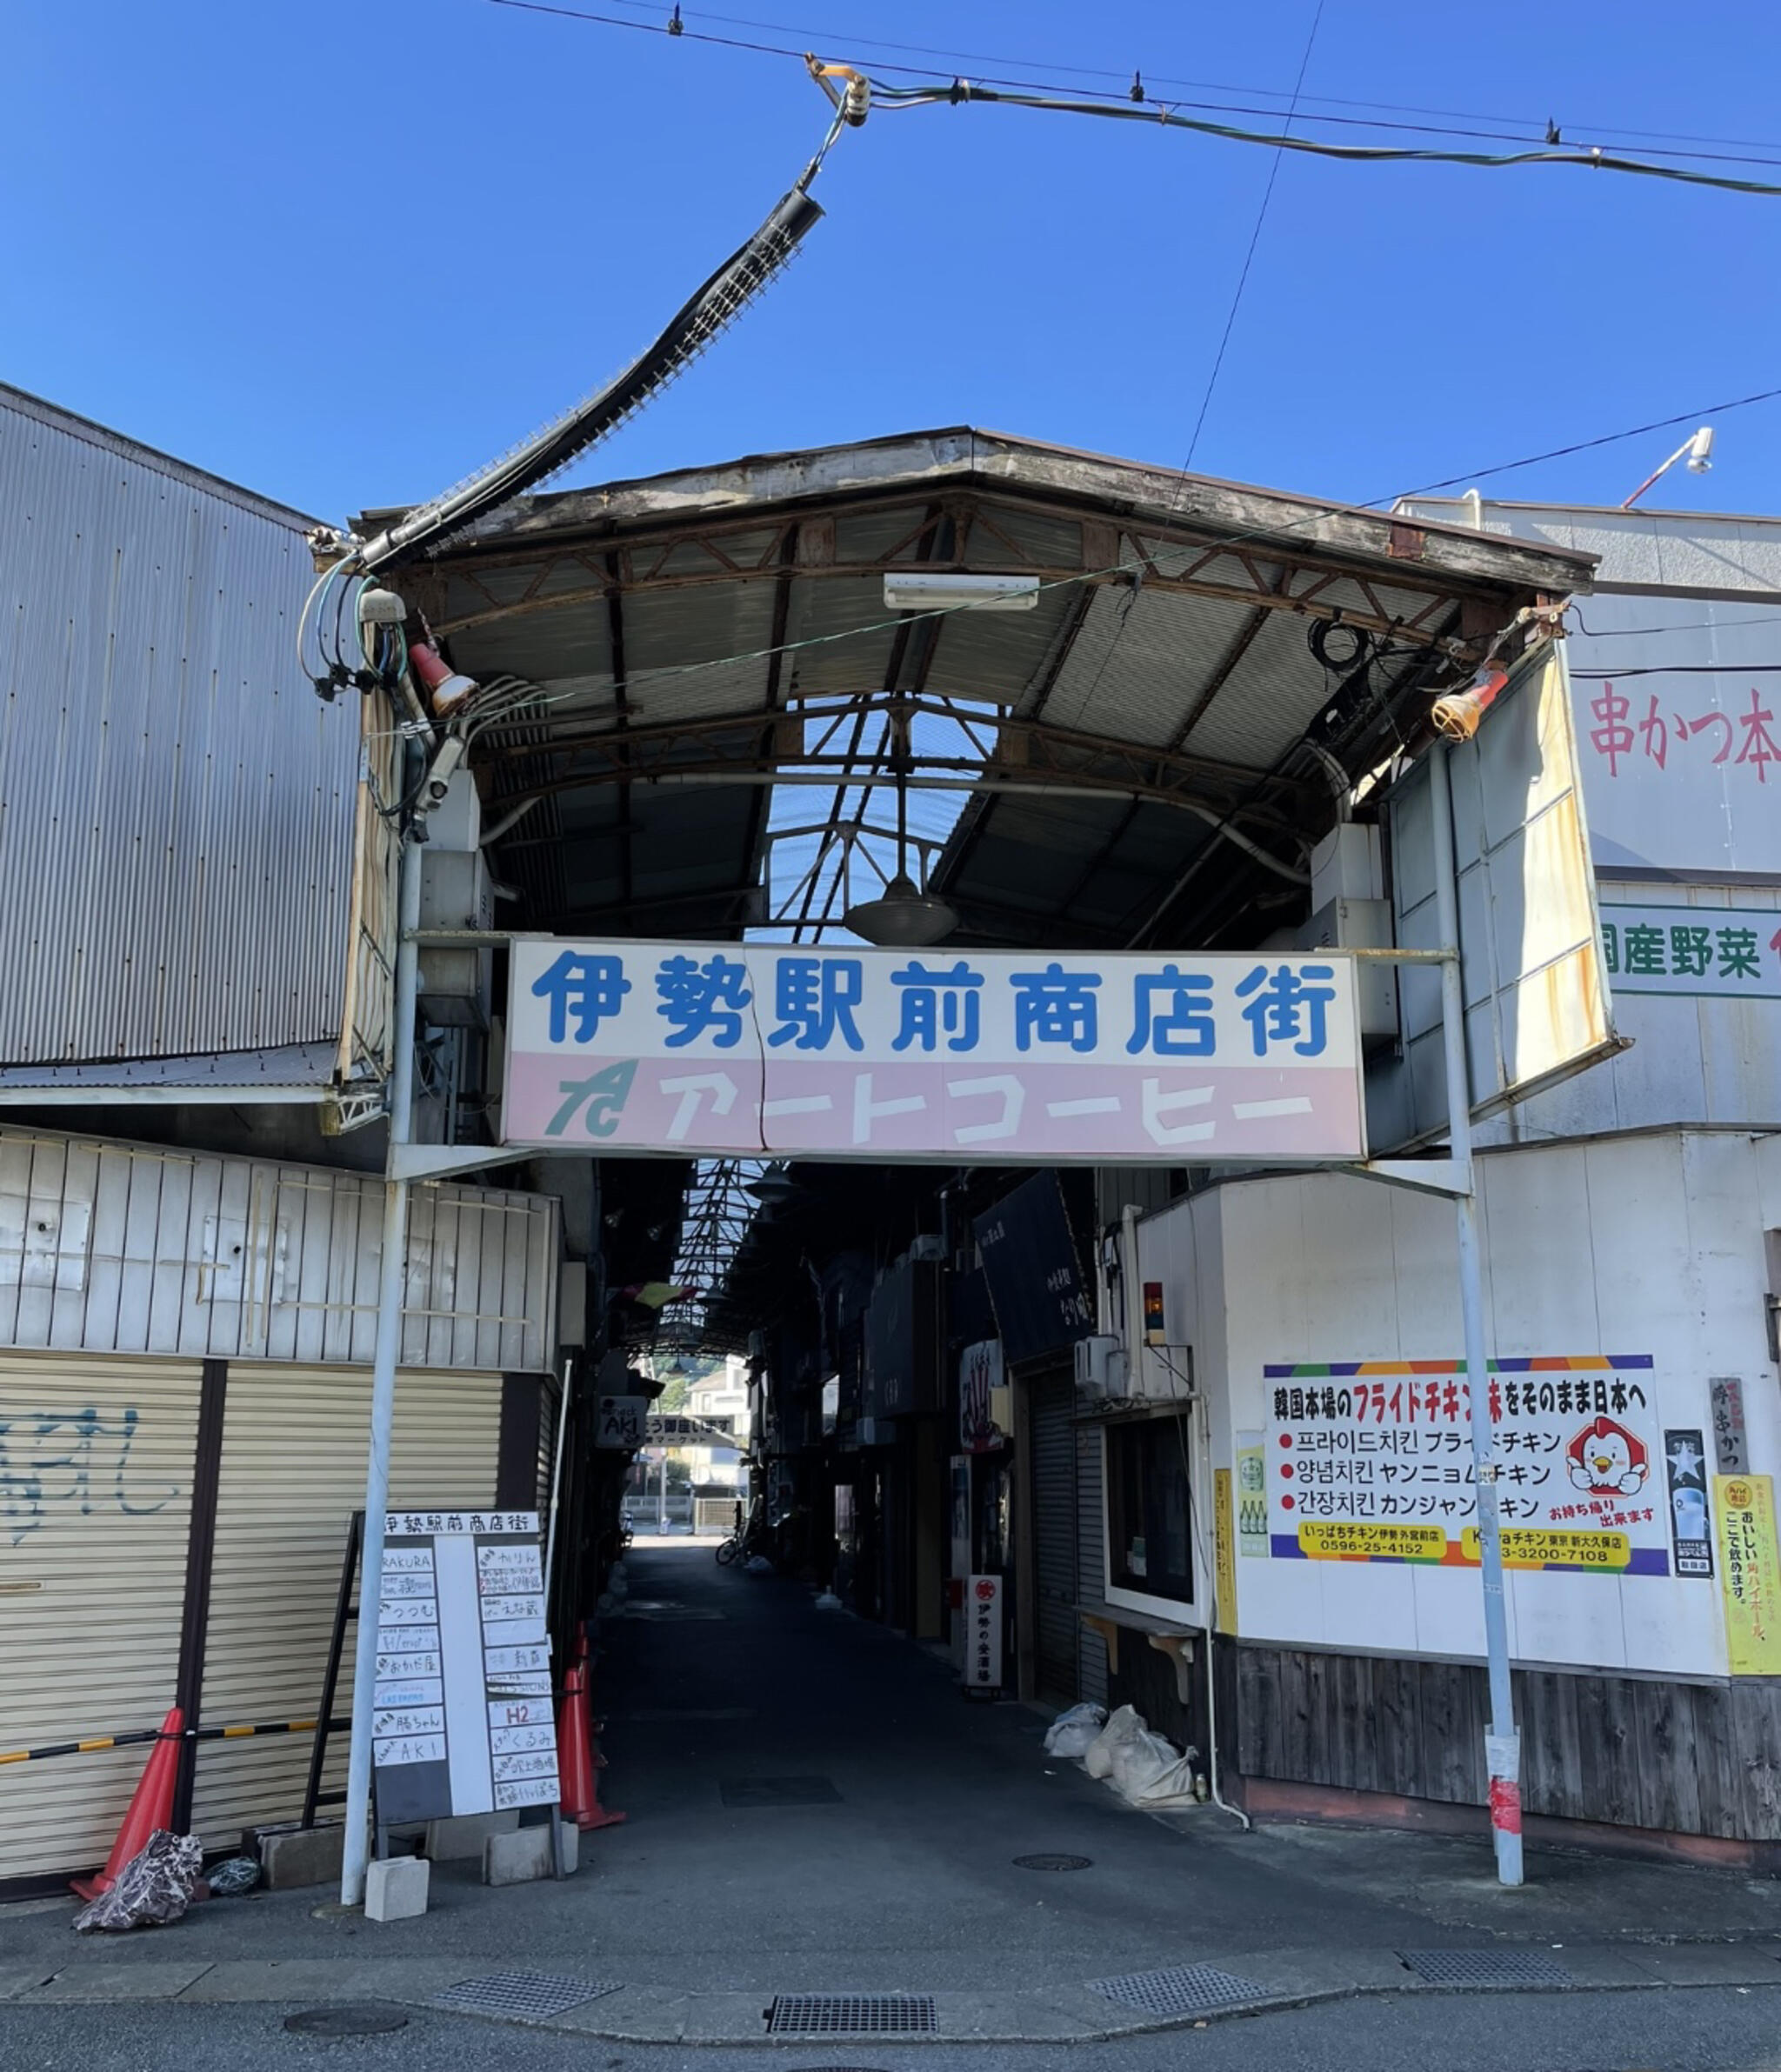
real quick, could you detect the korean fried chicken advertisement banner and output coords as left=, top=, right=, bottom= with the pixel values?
left=1264, top=1356, right=1671, bottom=1576
left=504, top=940, right=1365, bottom=1163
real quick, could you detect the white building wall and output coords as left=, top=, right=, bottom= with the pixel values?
left=1136, top=1131, right=1778, bottom=1682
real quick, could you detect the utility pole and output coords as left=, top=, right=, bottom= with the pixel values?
left=339, top=819, right=424, bottom=1910
left=1430, top=740, right=1523, bottom=1887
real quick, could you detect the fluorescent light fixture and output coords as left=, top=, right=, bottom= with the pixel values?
left=883, top=572, right=1041, bottom=613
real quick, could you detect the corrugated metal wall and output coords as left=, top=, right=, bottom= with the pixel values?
left=0, top=1127, right=557, bottom=1371
left=0, top=1352, right=201, bottom=1882
left=191, top=1362, right=504, bottom=1849
left=1029, top=1364, right=1079, bottom=1709
left=0, top=385, right=358, bottom=1064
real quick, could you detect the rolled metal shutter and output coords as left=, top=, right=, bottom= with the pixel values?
left=1076, top=1424, right=1109, bottom=1707
left=190, top=1363, right=504, bottom=1848
left=0, top=1352, right=203, bottom=1884
left=1030, top=1363, right=1078, bottom=1709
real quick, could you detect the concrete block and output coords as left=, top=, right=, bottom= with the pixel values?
left=364, top=1855, right=429, bottom=1923
left=483, top=1823, right=553, bottom=1887
left=424, top=1810, right=518, bottom=1862
left=254, top=1822, right=344, bottom=1893
left=557, top=1818, right=579, bottom=1877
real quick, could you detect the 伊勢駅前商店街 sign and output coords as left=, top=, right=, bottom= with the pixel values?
left=501, top=941, right=1365, bottom=1163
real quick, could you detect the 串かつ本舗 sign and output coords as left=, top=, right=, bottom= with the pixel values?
left=502, top=941, right=1365, bottom=1163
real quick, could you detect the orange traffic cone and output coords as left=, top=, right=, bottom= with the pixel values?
left=557, top=1664, right=624, bottom=1832
left=70, top=1707, right=183, bottom=1901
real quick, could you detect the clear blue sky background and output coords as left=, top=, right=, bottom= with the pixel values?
left=8, top=2, right=1779, bottom=524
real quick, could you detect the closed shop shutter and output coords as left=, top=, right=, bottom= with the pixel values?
left=190, top=1363, right=504, bottom=1848
left=1076, top=1425, right=1108, bottom=1708
left=0, top=1352, right=203, bottom=1884
left=1029, top=1363, right=1077, bottom=1709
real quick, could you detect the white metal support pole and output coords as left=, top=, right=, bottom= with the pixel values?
left=1429, top=741, right=1524, bottom=1888
left=340, top=822, right=424, bottom=1909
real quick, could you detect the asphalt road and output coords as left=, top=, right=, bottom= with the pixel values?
left=4, top=1988, right=1780, bottom=2072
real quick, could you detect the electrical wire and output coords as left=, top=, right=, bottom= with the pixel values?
left=1182, top=0, right=1324, bottom=470
left=861, top=79, right=1781, bottom=199
left=484, top=0, right=1781, bottom=172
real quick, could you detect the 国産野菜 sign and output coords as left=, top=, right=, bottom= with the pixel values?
left=501, top=940, right=1366, bottom=1163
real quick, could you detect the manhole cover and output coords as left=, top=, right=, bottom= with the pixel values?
left=766, top=1995, right=937, bottom=2035
left=1088, top=1964, right=1264, bottom=2016
left=1014, top=1853, right=1092, bottom=1871
left=721, top=1775, right=843, bottom=1808
left=432, top=1971, right=618, bottom=2022
left=283, top=2005, right=410, bottom=2036
left=1399, top=1949, right=1574, bottom=1987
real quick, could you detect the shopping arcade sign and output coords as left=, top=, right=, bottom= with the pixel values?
left=501, top=941, right=1365, bottom=1162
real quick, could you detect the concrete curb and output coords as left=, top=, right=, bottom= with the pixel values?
left=4, top=1942, right=1779, bottom=2043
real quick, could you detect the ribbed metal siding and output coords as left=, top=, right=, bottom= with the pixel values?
left=1030, top=1364, right=1078, bottom=1709
left=0, top=1126, right=558, bottom=1372
left=190, top=1362, right=504, bottom=1848
left=1076, top=1425, right=1108, bottom=1707
left=0, top=387, right=357, bottom=1063
left=0, top=1351, right=202, bottom=1882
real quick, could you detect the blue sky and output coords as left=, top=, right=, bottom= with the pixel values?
left=9, top=2, right=1780, bottom=523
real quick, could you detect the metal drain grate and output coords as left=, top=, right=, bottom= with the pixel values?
left=766, top=1995, right=938, bottom=2035
left=1088, top=1965, right=1264, bottom=2017
left=721, top=1775, right=843, bottom=1808
left=1399, top=1949, right=1574, bottom=1987
left=1014, top=1853, right=1092, bottom=1871
left=433, top=1972, right=619, bottom=2022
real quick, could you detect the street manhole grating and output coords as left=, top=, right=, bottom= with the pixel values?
left=284, top=2005, right=410, bottom=2036
left=1014, top=1853, right=1092, bottom=1870
left=1088, top=1965, right=1265, bottom=2017
left=721, top=1775, right=843, bottom=1808
left=1399, top=1949, right=1574, bottom=1987
left=766, top=1995, right=938, bottom=2035
left=432, top=1971, right=619, bottom=2022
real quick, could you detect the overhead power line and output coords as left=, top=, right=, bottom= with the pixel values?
left=484, top=0, right=1781, bottom=177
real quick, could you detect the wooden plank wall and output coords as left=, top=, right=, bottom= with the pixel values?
left=1235, top=1643, right=1781, bottom=1840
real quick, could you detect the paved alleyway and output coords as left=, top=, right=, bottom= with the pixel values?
left=581, top=1539, right=1420, bottom=1988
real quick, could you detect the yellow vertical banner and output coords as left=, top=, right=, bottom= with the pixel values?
left=1214, top=1467, right=1237, bottom=1634
left=1715, top=1473, right=1781, bottom=1675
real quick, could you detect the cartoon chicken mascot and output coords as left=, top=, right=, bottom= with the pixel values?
left=1564, top=1415, right=1650, bottom=1497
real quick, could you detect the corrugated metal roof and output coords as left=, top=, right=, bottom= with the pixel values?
left=403, top=427, right=1591, bottom=950
left=0, top=390, right=359, bottom=1068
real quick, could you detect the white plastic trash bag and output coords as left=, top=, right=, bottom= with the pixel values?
left=1043, top=1702, right=1107, bottom=1759
left=1083, top=1705, right=1201, bottom=1810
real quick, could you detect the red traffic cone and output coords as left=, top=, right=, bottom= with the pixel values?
left=70, top=1707, right=183, bottom=1901
left=572, top=1628, right=604, bottom=1769
left=557, top=1664, right=624, bottom=1832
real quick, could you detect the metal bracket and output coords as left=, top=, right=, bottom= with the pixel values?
left=1352, top=1157, right=1472, bottom=1199
left=390, top=1143, right=520, bottom=1183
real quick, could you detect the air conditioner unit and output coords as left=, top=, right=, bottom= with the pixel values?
left=909, top=1233, right=945, bottom=1263
left=1074, top=1334, right=1125, bottom=1398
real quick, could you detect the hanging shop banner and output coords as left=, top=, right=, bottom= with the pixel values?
left=503, top=940, right=1364, bottom=1163
left=959, top=1338, right=1006, bottom=1453
left=372, top=1509, right=557, bottom=1825
left=975, top=1172, right=1093, bottom=1366
left=1264, top=1356, right=1667, bottom=1575
left=1664, top=1428, right=1714, bottom=1578
left=1600, top=903, right=1781, bottom=999
left=1715, top=1474, right=1781, bottom=1675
